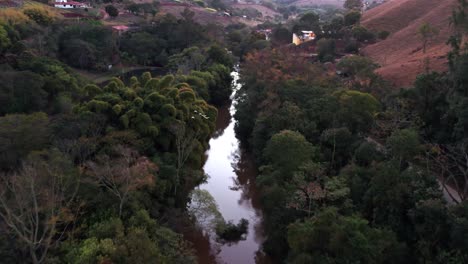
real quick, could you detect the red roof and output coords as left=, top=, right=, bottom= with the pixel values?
left=112, top=25, right=129, bottom=31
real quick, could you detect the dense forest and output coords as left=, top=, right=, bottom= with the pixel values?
left=0, top=0, right=468, bottom=263
left=0, top=2, right=245, bottom=262
left=233, top=0, right=468, bottom=263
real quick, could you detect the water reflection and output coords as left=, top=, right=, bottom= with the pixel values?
left=184, top=226, right=219, bottom=263
left=212, top=104, right=231, bottom=139
left=187, top=71, right=270, bottom=264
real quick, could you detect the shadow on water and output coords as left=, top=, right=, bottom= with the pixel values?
left=212, top=104, right=232, bottom=140
left=185, top=70, right=272, bottom=264
left=184, top=226, right=219, bottom=264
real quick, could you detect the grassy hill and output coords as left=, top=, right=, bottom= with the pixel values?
left=361, top=0, right=457, bottom=87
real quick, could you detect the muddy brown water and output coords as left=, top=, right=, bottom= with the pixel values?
left=185, top=71, right=271, bottom=264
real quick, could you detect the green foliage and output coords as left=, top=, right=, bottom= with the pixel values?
left=234, top=45, right=464, bottom=263
left=418, top=22, right=440, bottom=53
left=333, top=90, right=380, bottom=133
left=352, top=25, right=376, bottom=42
left=216, top=219, right=249, bottom=242
left=316, top=38, right=336, bottom=62
left=344, top=0, right=363, bottom=10
left=120, top=32, right=168, bottom=66
left=126, top=2, right=159, bottom=17
left=58, top=23, right=114, bottom=71
left=78, top=73, right=216, bottom=171
left=0, top=70, right=47, bottom=114
left=378, top=30, right=390, bottom=40
left=0, top=24, right=11, bottom=53
left=320, top=127, right=355, bottom=168
left=299, top=12, right=319, bottom=28
left=294, top=12, right=320, bottom=33
left=0, top=112, right=49, bottom=170
left=207, top=44, right=233, bottom=67
left=337, top=55, right=379, bottom=86
left=287, top=208, right=406, bottom=263
left=354, top=141, right=381, bottom=166
left=206, top=63, right=232, bottom=105
left=64, top=211, right=196, bottom=264
left=344, top=10, right=361, bottom=26
left=105, top=5, right=119, bottom=18
left=23, top=7, right=54, bottom=26
left=0, top=7, right=235, bottom=263
left=168, top=46, right=206, bottom=73
left=84, top=84, right=103, bottom=98
left=264, top=130, right=315, bottom=176
left=271, top=27, right=292, bottom=45
left=386, top=129, right=421, bottom=162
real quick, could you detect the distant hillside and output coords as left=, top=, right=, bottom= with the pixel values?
left=231, top=3, right=280, bottom=18
left=361, top=0, right=457, bottom=87
left=291, top=0, right=343, bottom=7
left=159, top=5, right=258, bottom=26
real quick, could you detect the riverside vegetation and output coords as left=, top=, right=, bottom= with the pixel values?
left=1, top=0, right=468, bottom=263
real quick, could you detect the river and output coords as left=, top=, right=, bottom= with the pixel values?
left=186, top=70, right=270, bottom=264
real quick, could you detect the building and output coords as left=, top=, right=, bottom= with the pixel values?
left=112, top=25, right=130, bottom=35
left=53, top=0, right=88, bottom=9
left=292, top=31, right=316, bottom=45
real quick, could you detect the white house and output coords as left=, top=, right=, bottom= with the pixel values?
left=54, top=0, right=88, bottom=9
left=292, top=31, right=316, bottom=45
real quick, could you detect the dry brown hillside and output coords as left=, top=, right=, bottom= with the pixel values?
left=292, top=0, right=343, bottom=7
left=158, top=5, right=257, bottom=26
left=361, top=0, right=457, bottom=87
left=231, top=4, right=280, bottom=18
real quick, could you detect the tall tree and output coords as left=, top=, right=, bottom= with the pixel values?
left=0, top=150, right=79, bottom=264
left=105, top=5, right=119, bottom=18
left=169, top=122, right=201, bottom=196
left=344, top=0, right=363, bottom=10
left=85, top=146, right=156, bottom=217
left=418, top=22, right=440, bottom=72
left=419, top=23, right=440, bottom=53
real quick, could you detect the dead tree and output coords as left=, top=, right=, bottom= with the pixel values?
left=169, top=122, right=200, bottom=196
left=85, top=146, right=156, bottom=217
left=0, top=155, right=79, bottom=264
left=427, top=143, right=468, bottom=204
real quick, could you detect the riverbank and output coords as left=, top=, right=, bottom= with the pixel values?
left=186, top=70, right=270, bottom=264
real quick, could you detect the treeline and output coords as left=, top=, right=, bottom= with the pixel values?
left=234, top=2, right=468, bottom=263
left=0, top=3, right=236, bottom=263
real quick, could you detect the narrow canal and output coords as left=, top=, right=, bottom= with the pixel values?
left=187, top=70, right=270, bottom=264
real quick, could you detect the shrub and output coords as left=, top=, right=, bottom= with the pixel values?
left=23, top=7, right=54, bottom=26
left=378, top=30, right=390, bottom=40
left=105, top=5, right=119, bottom=18
left=344, top=10, right=361, bottom=26
left=344, top=40, right=359, bottom=53
left=352, top=25, right=375, bottom=42
left=216, top=218, right=249, bottom=242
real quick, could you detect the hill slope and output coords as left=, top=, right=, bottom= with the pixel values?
left=361, top=0, right=457, bottom=87
left=291, top=0, right=343, bottom=7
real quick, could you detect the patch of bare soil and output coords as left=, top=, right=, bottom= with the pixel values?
left=361, top=0, right=457, bottom=87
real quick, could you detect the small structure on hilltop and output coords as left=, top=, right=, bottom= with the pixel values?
left=53, top=0, right=88, bottom=9
left=292, top=31, right=316, bottom=45
left=112, top=25, right=130, bottom=35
